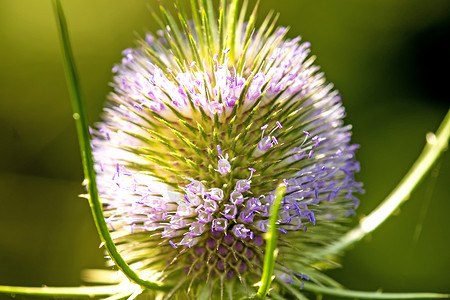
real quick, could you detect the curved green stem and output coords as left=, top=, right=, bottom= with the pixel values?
left=320, top=108, right=450, bottom=257
left=246, top=184, right=286, bottom=300
left=53, top=0, right=171, bottom=291
left=0, top=284, right=132, bottom=297
left=302, top=282, right=449, bottom=299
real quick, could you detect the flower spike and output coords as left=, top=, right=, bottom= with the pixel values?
left=91, top=1, right=363, bottom=298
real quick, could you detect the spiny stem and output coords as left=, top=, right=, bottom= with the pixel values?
left=52, top=0, right=171, bottom=291
left=319, top=108, right=450, bottom=257
left=0, top=284, right=132, bottom=297
left=301, top=282, right=449, bottom=299
left=246, top=184, right=286, bottom=299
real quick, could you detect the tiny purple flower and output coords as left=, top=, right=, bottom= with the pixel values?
left=212, top=218, right=228, bottom=232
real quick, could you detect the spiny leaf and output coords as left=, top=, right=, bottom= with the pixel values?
left=138, top=40, right=169, bottom=71
left=151, top=9, right=186, bottom=71
left=251, top=26, right=290, bottom=74
left=236, top=28, right=255, bottom=75
left=175, top=1, right=203, bottom=66
left=226, top=115, right=237, bottom=138
left=159, top=3, right=190, bottom=62
left=169, top=152, right=201, bottom=171
left=235, top=0, right=249, bottom=55
left=200, top=5, right=216, bottom=56
left=226, top=0, right=240, bottom=60
left=218, top=0, right=225, bottom=53
left=201, top=0, right=218, bottom=48
left=190, top=0, right=204, bottom=51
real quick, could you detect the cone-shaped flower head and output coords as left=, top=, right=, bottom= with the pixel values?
left=92, top=1, right=362, bottom=298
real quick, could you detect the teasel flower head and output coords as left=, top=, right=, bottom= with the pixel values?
left=91, top=0, right=363, bottom=298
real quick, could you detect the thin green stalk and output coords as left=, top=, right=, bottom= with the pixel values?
left=0, top=284, right=131, bottom=297
left=246, top=184, right=286, bottom=300
left=53, top=0, right=171, bottom=291
left=301, top=282, right=449, bottom=299
left=319, top=109, right=450, bottom=257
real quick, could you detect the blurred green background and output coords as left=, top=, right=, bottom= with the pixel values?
left=0, top=0, right=449, bottom=298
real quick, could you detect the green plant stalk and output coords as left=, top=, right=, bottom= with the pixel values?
left=246, top=184, right=286, bottom=299
left=319, top=108, right=450, bottom=257
left=301, top=282, right=449, bottom=299
left=53, top=0, right=171, bottom=291
left=0, top=284, right=131, bottom=297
